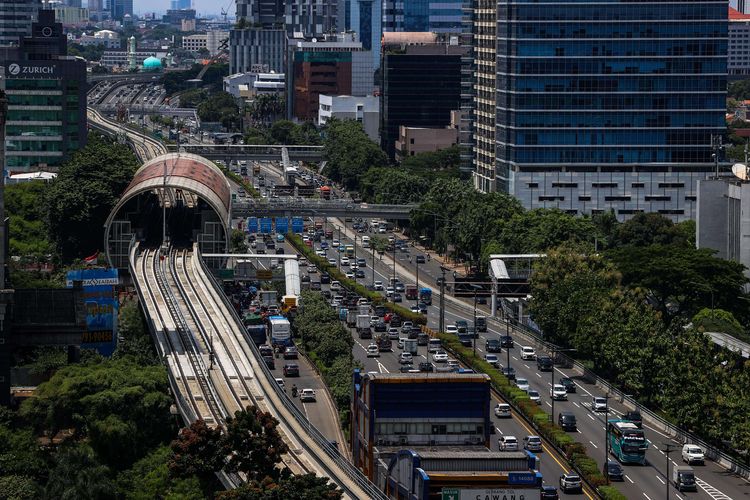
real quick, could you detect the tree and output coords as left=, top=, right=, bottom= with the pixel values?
left=494, top=209, right=597, bottom=254
left=611, top=212, right=691, bottom=248
left=359, top=168, right=430, bottom=204
left=399, top=145, right=461, bottom=177
left=44, top=445, right=117, bottom=500
left=118, top=446, right=207, bottom=500
left=0, top=474, right=40, bottom=500
left=322, top=119, right=388, bottom=190
left=222, top=406, right=289, bottom=481
left=6, top=181, right=53, bottom=260
left=45, top=133, right=139, bottom=263
left=217, top=474, right=343, bottom=500
left=168, top=420, right=227, bottom=483
left=197, top=92, right=240, bottom=130
left=692, top=308, right=746, bottom=340
left=231, top=229, right=249, bottom=253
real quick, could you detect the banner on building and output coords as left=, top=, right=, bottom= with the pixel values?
left=66, top=268, right=120, bottom=356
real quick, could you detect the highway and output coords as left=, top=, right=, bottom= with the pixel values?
left=87, top=107, right=167, bottom=161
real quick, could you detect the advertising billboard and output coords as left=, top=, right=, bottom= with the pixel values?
left=66, top=269, right=119, bottom=356
left=275, top=217, right=289, bottom=234
left=260, top=217, right=273, bottom=234
left=247, top=217, right=258, bottom=233
left=291, top=216, right=304, bottom=234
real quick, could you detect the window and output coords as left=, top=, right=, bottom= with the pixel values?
left=631, top=183, right=645, bottom=188
left=578, top=195, right=591, bottom=201
left=658, top=183, right=684, bottom=188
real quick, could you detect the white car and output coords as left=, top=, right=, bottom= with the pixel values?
left=299, top=389, right=316, bottom=402
left=523, top=435, right=543, bottom=452
left=327, top=258, right=337, bottom=266
left=386, top=286, right=395, bottom=297
left=275, top=378, right=285, bottom=390
left=498, top=435, right=518, bottom=451
left=399, top=352, right=413, bottom=364
left=484, top=354, right=499, bottom=367
left=374, top=281, right=384, bottom=291
left=550, top=384, right=568, bottom=400
left=330, top=281, right=341, bottom=290
left=445, top=325, right=458, bottom=335
left=682, top=444, right=705, bottom=465
left=494, top=403, right=512, bottom=418
left=397, top=337, right=407, bottom=349
left=516, top=378, right=530, bottom=392
left=315, top=249, right=326, bottom=257
left=331, top=239, right=340, bottom=247
left=527, top=390, right=542, bottom=405
left=366, top=344, right=380, bottom=357
left=591, top=396, right=608, bottom=412
left=432, top=350, right=448, bottom=363
left=341, top=257, right=350, bottom=266
left=345, top=271, right=355, bottom=279
left=521, top=346, right=536, bottom=360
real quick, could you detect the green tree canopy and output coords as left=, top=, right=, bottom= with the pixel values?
left=217, top=474, right=343, bottom=500
left=45, top=445, right=117, bottom=500
left=322, top=119, right=388, bottom=190
left=6, top=181, right=53, bottom=259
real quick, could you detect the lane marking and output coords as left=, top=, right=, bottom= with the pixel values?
left=655, top=475, right=665, bottom=485
left=643, top=494, right=653, bottom=500
left=625, top=475, right=634, bottom=484
left=589, top=440, right=598, bottom=449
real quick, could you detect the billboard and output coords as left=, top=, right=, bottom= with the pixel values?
left=291, top=216, right=304, bottom=234
left=247, top=217, right=258, bottom=233
left=275, top=217, right=289, bottom=234
left=66, top=269, right=119, bottom=356
left=442, top=488, right=537, bottom=500
left=260, top=217, right=273, bottom=234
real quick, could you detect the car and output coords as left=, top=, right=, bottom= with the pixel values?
left=501, top=366, right=516, bottom=380
left=327, top=258, right=337, bottom=266
left=401, top=321, right=414, bottom=331
left=397, top=337, right=407, bottom=349
left=320, top=241, right=329, bottom=249
left=559, top=473, right=582, bottom=493
left=536, top=355, right=553, bottom=371
left=558, top=412, right=577, bottom=431
left=399, top=363, right=415, bottom=373
left=521, top=346, right=536, bottom=360
left=603, top=460, right=624, bottom=481
left=485, top=339, right=502, bottom=352
left=682, top=444, right=705, bottom=465
left=283, top=346, right=299, bottom=359
left=395, top=282, right=405, bottom=293
left=320, top=273, right=331, bottom=284
left=483, top=353, right=499, bottom=367
left=374, top=321, right=387, bottom=333
left=447, top=359, right=460, bottom=372
left=419, top=362, right=434, bottom=372
left=283, top=363, right=300, bottom=377
left=418, top=303, right=428, bottom=314
left=275, top=377, right=285, bottom=390
left=445, top=325, right=458, bottom=335
left=357, top=258, right=367, bottom=267
left=393, top=293, right=403, bottom=303
left=262, top=355, right=275, bottom=369
left=374, top=281, right=384, bottom=290
left=523, top=435, right=543, bottom=452
left=410, top=305, right=420, bottom=313
left=550, top=384, right=568, bottom=400
left=432, top=350, right=448, bottom=363
left=331, top=239, right=340, bottom=247
left=388, top=327, right=400, bottom=339
left=366, top=344, right=380, bottom=357
left=559, top=377, right=577, bottom=393
left=299, top=389, right=316, bottom=402
left=498, top=435, right=519, bottom=451
left=316, top=249, right=327, bottom=257
left=500, top=335, right=514, bottom=348
left=624, top=410, right=643, bottom=428
left=416, top=255, right=426, bottom=264
left=355, top=269, right=365, bottom=278
left=330, top=281, right=341, bottom=290
left=310, top=281, right=321, bottom=290
left=455, top=320, right=468, bottom=333
left=494, top=403, right=512, bottom=418
left=516, top=378, right=530, bottom=392
left=341, top=257, right=350, bottom=266
left=527, top=390, right=542, bottom=404
left=399, top=352, right=413, bottom=364
left=417, top=333, right=429, bottom=346
left=345, top=271, right=355, bottom=279
left=591, top=396, right=608, bottom=412
left=540, top=485, right=559, bottom=500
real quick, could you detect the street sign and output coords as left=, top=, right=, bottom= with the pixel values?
left=247, top=217, right=258, bottom=233
left=291, top=216, right=304, bottom=234
left=442, top=488, right=460, bottom=500
left=442, top=488, right=536, bottom=500
left=256, top=269, right=273, bottom=280
left=276, top=217, right=289, bottom=234
left=260, top=217, right=273, bottom=234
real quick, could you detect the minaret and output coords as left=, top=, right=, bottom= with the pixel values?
left=128, top=36, right=136, bottom=70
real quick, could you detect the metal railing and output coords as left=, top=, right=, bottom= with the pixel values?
left=195, top=250, right=388, bottom=499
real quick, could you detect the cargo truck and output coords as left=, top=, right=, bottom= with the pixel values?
left=356, top=314, right=372, bottom=339
left=673, top=466, right=696, bottom=492
left=376, top=334, right=392, bottom=352
left=405, top=285, right=418, bottom=300
left=404, top=338, right=418, bottom=355
left=346, top=309, right=358, bottom=327
left=243, top=313, right=267, bottom=345
left=260, top=290, right=277, bottom=306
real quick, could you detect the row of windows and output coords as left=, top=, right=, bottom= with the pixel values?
left=505, top=59, right=726, bottom=75
left=510, top=76, right=725, bottom=92
left=8, top=95, right=62, bottom=106
left=501, top=112, right=723, bottom=128
left=525, top=193, right=695, bottom=205
left=501, top=23, right=725, bottom=39
left=531, top=182, right=687, bottom=189
left=496, top=94, right=725, bottom=110
left=6, top=125, right=61, bottom=136
left=501, top=149, right=714, bottom=164
left=503, top=4, right=726, bottom=22
left=6, top=140, right=63, bottom=152
left=509, top=130, right=715, bottom=146
left=375, top=422, right=483, bottom=435
left=504, top=40, right=725, bottom=58
left=6, top=155, right=64, bottom=168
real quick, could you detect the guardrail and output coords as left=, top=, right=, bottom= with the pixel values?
left=493, top=304, right=750, bottom=480
left=195, top=251, right=388, bottom=499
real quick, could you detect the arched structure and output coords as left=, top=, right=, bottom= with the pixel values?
left=105, top=153, right=231, bottom=269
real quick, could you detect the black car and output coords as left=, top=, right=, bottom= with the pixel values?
left=310, top=281, right=321, bottom=290
left=259, top=345, right=274, bottom=357
left=485, top=339, right=502, bottom=352
left=537, top=355, right=553, bottom=371
left=320, top=273, right=331, bottom=284
left=540, top=485, right=559, bottom=500
left=417, top=333, right=429, bottom=346
left=355, top=269, right=365, bottom=278
left=283, top=346, right=298, bottom=359
left=262, top=355, right=275, bottom=369
left=276, top=247, right=285, bottom=254
left=559, top=377, right=577, bottom=393
left=321, top=290, right=332, bottom=300
left=415, top=255, right=426, bottom=264
left=501, top=366, right=516, bottom=380
left=603, top=460, right=624, bottom=481
left=558, top=412, right=577, bottom=431
left=419, top=362, right=434, bottom=372
left=399, top=363, right=415, bottom=373
left=500, top=335, right=514, bottom=348
left=390, top=316, right=402, bottom=327
left=374, top=321, right=387, bottom=333
left=624, top=410, right=643, bottom=428
left=283, top=363, right=300, bottom=377
left=458, top=334, right=473, bottom=347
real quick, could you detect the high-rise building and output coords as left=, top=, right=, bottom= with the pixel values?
left=229, top=28, right=286, bottom=74
left=285, top=0, right=338, bottom=36
left=349, top=0, right=380, bottom=69
left=474, top=0, right=727, bottom=221
left=471, top=0, right=496, bottom=192
left=380, top=33, right=464, bottom=159
left=236, top=0, right=284, bottom=26
left=732, top=0, right=748, bottom=14
left=0, top=0, right=40, bottom=46
left=170, top=0, right=191, bottom=9
left=382, top=0, right=464, bottom=33
left=110, top=0, right=132, bottom=20
left=730, top=7, right=750, bottom=77
left=4, top=10, right=87, bottom=173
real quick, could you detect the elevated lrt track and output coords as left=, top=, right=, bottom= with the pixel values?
left=131, top=243, right=384, bottom=499
left=88, top=107, right=167, bottom=161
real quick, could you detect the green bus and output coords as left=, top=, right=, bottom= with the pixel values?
left=608, top=419, right=649, bottom=464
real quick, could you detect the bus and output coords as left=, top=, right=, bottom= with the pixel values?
left=419, top=288, right=432, bottom=305
left=345, top=244, right=355, bottom=257
left=608, top=419, right=649, bottom=464
left=268, top=315, right=292, bottom=347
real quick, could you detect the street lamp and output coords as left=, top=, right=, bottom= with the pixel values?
left=470, top=284, right=482, bottom=358
left=662, top=443, right=678, bottom=499
left=439, top=266, right=448, bottom=333
left=504, top=317, right=511, bottom=379
left=603, top=393, right=611, bottom=484
left=550, top=345, right=576, bottom=423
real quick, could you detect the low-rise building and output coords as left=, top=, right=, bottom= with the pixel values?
left=394, top=125, right=457, bottom=161
left=78, top=30, right=121, bottom=48
left=101, top=49, right=157, bottom=68
left=182, top=33, right=207, bottom=53
left=730, top=7, right=750, bottom=78
left=224, top=71, right=285, bottom=98
left=53, top=6, right=89, bottom=27
left=318, top=94, right=378, bottom=141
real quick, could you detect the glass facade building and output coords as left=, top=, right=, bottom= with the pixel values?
left=383, top=0, right=464, bottom=33
left=475, top=0, right=728, bottom=220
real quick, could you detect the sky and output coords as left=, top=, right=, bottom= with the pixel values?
left=131, top=0, right=234, bottom=17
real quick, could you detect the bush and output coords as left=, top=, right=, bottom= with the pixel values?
left=598, top=485, right=628, bottom=500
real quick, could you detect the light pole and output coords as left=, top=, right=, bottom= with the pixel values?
left=550, top=345, right=576, bottom=423
left=662, top=443, right=678, bottom=499
left=416, top=256, right=420, bottom=291
left=392, top=242, right=397, bottom=289
left=604, top=393, right=611, bottom=484
left=471, top=284, right=481, bottom=358
left=439, top=266, right=447, bottom=333
left=505, top=317, right=511, bottom=378
left=371, top=245, right=376, bottom=289
left=337, top=225, right=341, bottom=270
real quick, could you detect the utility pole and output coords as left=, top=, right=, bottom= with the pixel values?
left=439, top=266, right=447, bottom=333
left=473, top=289, right=478, bottom=357
left=505, top=317, right=511, bottom=378
left=604, top=393, right=611, bottom=484
left=662, top=443, right=678, bottom=499
left=371, top=245, right=375, bottom=288
left=550, top=345, right=576, bottom=422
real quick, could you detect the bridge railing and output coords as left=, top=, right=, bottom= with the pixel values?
left=195, top=249, right=388, bottom=499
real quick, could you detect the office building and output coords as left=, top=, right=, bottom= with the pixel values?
left=380, top=32, right=464, bottom=159
left=183, top=33, right=208, bottom=53
left=285, top=0, right=338, bottom=36
left=472, top=0, right=496, bottom=191
left=110, top=0, right=132, bottom=20
left=230, top=28, right=286, bottom=74
left=4, top=9, right=86, bottom=172
left=349, top=0, right=380, bottom=68
left=730, top=7, right=750, bottom=78
left=287, top=33, right=372, bottom=121
left=0, top=0, right=40, bottom=46
left=170, top=0, right=191, bottom=9
left=236, top=0, right=284, bottom=26
left=473, top=0, right=727, bottom=221
left=382, top=0, right=463, bottom=33
left=53, top=6, right=88, bottom=27
left=395, top=125, right=458, bottom=161
left=162, top=8, right=194, bottom=25
left=318, top=94, right=379, bottom=141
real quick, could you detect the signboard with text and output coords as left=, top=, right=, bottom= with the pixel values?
left=66, top=268, right=119, bottom=356
left=260, top=217, right=273, bottom=234
left=442, top=488, right=538, bottom=500
left=275, top=217, right=288, bottom=234
left=291, top=217, right=304, bottom=234
left=247, top=217, right=258, bottom=233
left=6, top=62, right=59, bottom=79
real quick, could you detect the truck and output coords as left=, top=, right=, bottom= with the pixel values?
left=253, top=163, right=261, bottom=175
left=356, top=314, right=372, bottom=339
left=376, top=334, right=392, bottom=352
left=419, top=288, right=432, bottom=305
left=346, top=309, right=358, bottom=327
left=243, top=313, right=267, bottom=345
left=672, top=466, right=696, bottom=492
left=403, top=338, right=418, bottom=355
left=358, top=304, right=370, bottom=316
left=320, top=186, right=332, bottom=199
left=259, top=290, right=277, bottom=307
left=405, top=285, right=418, bottom=300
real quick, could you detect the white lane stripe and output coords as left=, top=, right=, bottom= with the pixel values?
left=696, top=477, right=733, bottom=500
left=589, top=440, right=598, bottom=449
left=625, top=475, right=634, bottom=484
left=655, top=475, right=665, bottom=485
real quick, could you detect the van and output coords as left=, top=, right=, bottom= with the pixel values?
left=673, top=466, right=697, bottom=492
left=427, top=338, right=442, bottom=353
left=558, top=412, right=577, bottom=431
left=362, top=236, right=370, bottom=248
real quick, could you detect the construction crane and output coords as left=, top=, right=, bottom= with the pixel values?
left=195, top=38, right=229, bottom=81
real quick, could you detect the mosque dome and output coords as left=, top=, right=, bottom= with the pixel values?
left=142, top=56, right=162, bottom=71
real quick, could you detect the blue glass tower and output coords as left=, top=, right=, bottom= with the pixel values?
left=489, top=0, right=728, bottom=220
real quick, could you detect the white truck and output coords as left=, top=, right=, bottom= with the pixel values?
left=356, top=314, right=372, bottom=339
